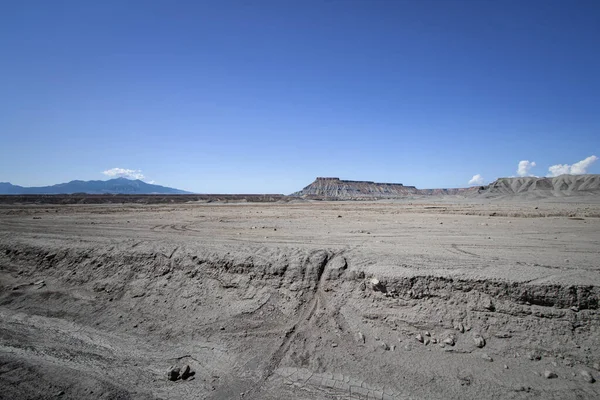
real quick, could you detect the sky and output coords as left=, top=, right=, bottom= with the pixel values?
left=0, top=0, right=599, bottom=193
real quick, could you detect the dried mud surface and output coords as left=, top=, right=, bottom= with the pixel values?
left=1, top=199, right=599, bottom=399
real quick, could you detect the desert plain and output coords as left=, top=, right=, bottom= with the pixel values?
left=1, top=197, right=599, bottom=399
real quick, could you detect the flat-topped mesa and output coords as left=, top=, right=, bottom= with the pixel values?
left=295, top=174, right=600, bottom=200
left=293, top=177, right=479, bottom=199
left=293, top=177, right=420, bottom=199
left=316, top=177, right=406, bottom=186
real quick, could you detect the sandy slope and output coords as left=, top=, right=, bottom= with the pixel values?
left=0, top=200, right=599, bottom=399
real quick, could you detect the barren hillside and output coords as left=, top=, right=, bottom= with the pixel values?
left=293, top=175, right=600, bottom=200
left=480, top=175, right=600, bottom=199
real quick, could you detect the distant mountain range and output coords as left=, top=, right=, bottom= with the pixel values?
left=4, top=175, right=598, bottom=198
left=0, top=178, right=191, bottom=195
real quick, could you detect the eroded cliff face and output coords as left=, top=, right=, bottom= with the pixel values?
left=292, top=177, right=475, bottom=199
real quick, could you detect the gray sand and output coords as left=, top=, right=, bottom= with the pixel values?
left=1, top=199, right=599, bottom=399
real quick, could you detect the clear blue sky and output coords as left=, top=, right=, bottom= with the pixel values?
left=1, top=0, right=598, bottom=193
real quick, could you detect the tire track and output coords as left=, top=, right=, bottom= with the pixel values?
left=450, top=243, right=481, bottom=258
left=244, top=251, right=332, bottom=399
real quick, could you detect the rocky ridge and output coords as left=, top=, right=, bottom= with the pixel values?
left=480, top=175, right=600, bottom=198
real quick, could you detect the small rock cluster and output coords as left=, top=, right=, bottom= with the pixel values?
left=167, top=364, right=194, bottom=381
left=411, top=327, right=486, bottom=351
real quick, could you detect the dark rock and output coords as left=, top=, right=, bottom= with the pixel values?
left=181, top=364, right=192, bottom=380
left=580, top=370, right=595, bottom=383
left=544, top=370, right=557, bottom=379
left=168, top=366, right=180, bottom=381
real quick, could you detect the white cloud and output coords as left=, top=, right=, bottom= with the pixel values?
left=547, top=155, right=598, bottom=177
left=548, top=164, right=570, bottom=177
left=570, top=155, right=598, bottom=174
left=468, top=174, right=484, bottom=185
left=517, top=160, right=536, bottom=177
left=102, top=168, right=145, bottom=180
